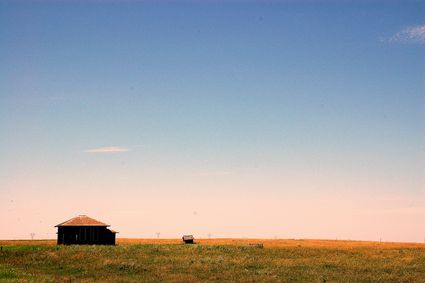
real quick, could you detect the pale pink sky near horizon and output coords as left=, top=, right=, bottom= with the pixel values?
left=2, top=171, right=425, bottom=242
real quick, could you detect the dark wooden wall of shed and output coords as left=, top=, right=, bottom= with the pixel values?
left=57, top=226, right=115, bottom=245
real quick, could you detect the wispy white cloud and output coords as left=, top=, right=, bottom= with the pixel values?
left=84, top=146, right=129, bottom=153
left=389, top=24, right=425, bottom=43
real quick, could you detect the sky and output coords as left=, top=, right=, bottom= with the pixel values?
left=0, top=0, right=424, bottom=242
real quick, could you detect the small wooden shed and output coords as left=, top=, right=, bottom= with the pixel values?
left=55, top=215, right=118, bottom=245
left=182, top=235, right=194, bottom=244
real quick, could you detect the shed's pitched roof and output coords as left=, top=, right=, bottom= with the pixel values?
left=55, top=215, right=109, bottom=227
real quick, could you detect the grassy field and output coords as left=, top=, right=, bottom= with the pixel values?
left=1, top=239, right=425, bottom=282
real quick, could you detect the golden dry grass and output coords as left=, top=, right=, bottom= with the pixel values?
left=2, top=238, right=424, bottom=249
left=0, top=240, right=56, bottom=246
left=1, top=238, right=425, bottom=282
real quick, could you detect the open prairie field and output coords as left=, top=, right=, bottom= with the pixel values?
left=1, top=239, right=425, bottom=282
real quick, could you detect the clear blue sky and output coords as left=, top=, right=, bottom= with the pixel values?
left=1, top=1, right=424, bottom=241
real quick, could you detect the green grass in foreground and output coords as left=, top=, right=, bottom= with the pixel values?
left=1, top=244, right=425, bottom=282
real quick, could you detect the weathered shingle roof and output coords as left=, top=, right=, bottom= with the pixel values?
left=55, top=215, right=109, bottom=227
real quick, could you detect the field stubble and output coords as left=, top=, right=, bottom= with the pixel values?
left=1, top=239, right=425, bottom=282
